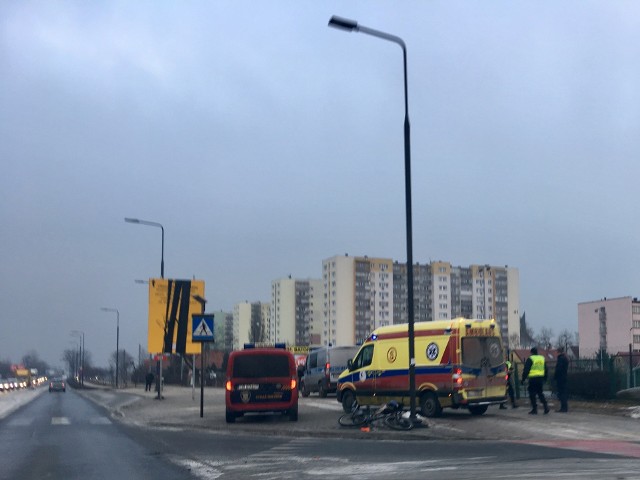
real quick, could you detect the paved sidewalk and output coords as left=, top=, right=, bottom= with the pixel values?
left=77, top=383, right=640, bottom=442
left=78, top=384, right=437, bottom=440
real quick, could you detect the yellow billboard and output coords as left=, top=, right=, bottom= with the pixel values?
left=148, top=278, right=205, bottom=354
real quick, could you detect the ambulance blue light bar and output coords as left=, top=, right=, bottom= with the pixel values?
left=243, top=342, right=287, bottom=349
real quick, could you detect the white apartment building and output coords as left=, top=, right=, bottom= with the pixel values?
left=578, top=296, right=640, bottom=357
left=232, top=301, right=270, bottom=350
left=327, top=254, right=519, bottom=347
left=323, top=255, right=395, bottom=346
left=270, top=277, right=323, bottom=346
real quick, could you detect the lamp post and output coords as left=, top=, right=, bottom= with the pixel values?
left=329, top=15, right=418, bottom=420
left=125, top=217, right=165, bottom=399
left=124, top=218, right=165, bottom=279
left=71, top=330, right=85, bottom=387
left=101, top=307, right=120, bottom=388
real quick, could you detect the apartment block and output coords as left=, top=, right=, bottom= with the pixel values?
left=270, top=277, right=323, bottom=346
left=578, top=296, right=640, bottom=357
left=208, top=309, right=233, bottom=352
left=233, top=301, right=270, bottom=350
left=328, top=254, right=519, bottom=346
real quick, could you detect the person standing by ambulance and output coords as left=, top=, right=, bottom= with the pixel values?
left=499, top=358, right=518, bottom=409
left=521, top=346, right=549, bottom=415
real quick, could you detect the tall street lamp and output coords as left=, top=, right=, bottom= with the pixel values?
left=71, top=330, right=85, bottom=387
left=125, top=217, right=165, bottom=399
left=101, top=307, right=120, bottom=388
left=329, top=16, right=418, bottom=420
left=125, top=218, right=165, bottom=279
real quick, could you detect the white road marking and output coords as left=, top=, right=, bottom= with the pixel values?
left=51, top=417, right=71, bottom=425
left=6, top=418, right=34, bottom=427
left=302, top=400, right=343, bottom=411
left=89, top=417, right=112, bottom=425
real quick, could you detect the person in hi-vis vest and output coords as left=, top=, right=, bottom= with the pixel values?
left=521, top=346, right=549, bottom=415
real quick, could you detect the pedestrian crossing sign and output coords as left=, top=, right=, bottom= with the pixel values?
left=192, top=314, right=215, bottom=342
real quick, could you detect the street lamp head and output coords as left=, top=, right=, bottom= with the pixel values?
left=124, top=217, right=140, bottom=224
left=328, top=15, right=359, bottom=32
left=192, top=295, right=207, bottom=305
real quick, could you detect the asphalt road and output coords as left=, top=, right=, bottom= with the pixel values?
left=3, top=385, right=640, bottom=479
left=0, top=388, right=188, bottom=480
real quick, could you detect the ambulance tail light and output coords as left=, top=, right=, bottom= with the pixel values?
left=225, top=380, right=232, bottom=391
left=290, top=378, right=297, bottom=390
left=452, top=368, right=463, bottom=386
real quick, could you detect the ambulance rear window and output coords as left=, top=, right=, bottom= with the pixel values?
left=461, top=337, right=503, bottom=368
left=233, top=354, right=290, bottom=378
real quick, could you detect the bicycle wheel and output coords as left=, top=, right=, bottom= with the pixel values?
left=338, top=409, right=368, bottom=427
left=384, top=412, right=414, bottom=431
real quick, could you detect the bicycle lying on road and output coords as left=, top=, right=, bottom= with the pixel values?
left=338, top=400, right=414, bottom=431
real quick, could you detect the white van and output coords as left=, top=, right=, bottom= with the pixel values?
left=301, top=346, right=359, bottom=397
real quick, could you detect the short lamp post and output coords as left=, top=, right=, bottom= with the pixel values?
left=329, top=15, right=418, bottom=420
left=193, top=294, right=207, bottom=418
left=101, top=307, right=120, bottom=388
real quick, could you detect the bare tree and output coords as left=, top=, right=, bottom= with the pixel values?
left=62, top=348, right=79, bottom=377
left=521, top=326, right=536, bottom=348
left=509, top=333, right=520, bottom=350
left=536, top=327, right=554, bottom=350
left=22, top=350, right=49, bottom=374
left=556, top=329, right=575, bottom=351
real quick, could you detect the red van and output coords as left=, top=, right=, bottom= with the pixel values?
left=225, top=345, right=299, bottom=423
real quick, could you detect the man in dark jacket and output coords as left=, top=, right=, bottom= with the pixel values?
left=521, top=346, right=549, bottom=415
left=554, top=347, right=569, bottom=412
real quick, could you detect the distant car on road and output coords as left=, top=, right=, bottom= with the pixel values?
left=49, top=377, right=66, bottom=393
left=7, top=378, right=19, bottom=390
left=301, top=345, right=359, bottom=398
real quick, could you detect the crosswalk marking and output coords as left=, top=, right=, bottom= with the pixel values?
left=6, top=416, right=112, bottom=426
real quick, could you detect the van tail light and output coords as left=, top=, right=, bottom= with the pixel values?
left=325, top=362, right=331, bottom=376
left=452, top=368, right=463, bottom=386
left=225, top=380, right=232, bottom=391
left=290, top=378, right=297, bottom=390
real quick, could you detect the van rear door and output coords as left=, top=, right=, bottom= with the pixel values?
left=460, top=336, right=504, bottom=400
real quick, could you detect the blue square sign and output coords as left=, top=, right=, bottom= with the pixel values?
left=192, top=314, right=215, bottom=342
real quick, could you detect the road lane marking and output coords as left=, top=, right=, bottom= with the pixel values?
left=6, top=418, right=34, bottom=427
left=302, top=400, right=343, bottom=411
left=51, top=417, right=71, bottom=425
left=89, top=417, right=112, bottom=425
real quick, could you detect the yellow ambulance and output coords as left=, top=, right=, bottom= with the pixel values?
left=337, top=318, right=507, bottom=417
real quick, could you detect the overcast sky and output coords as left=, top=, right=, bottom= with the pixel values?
left=1, top=1, right=639, bottom=368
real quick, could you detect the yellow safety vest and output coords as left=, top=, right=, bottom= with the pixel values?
left=528, top=355, right=545, bottom=378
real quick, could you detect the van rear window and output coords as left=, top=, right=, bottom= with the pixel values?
left=233, top=355, right=290, bottom=378
left=461, top=337, right=503, bottom=368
